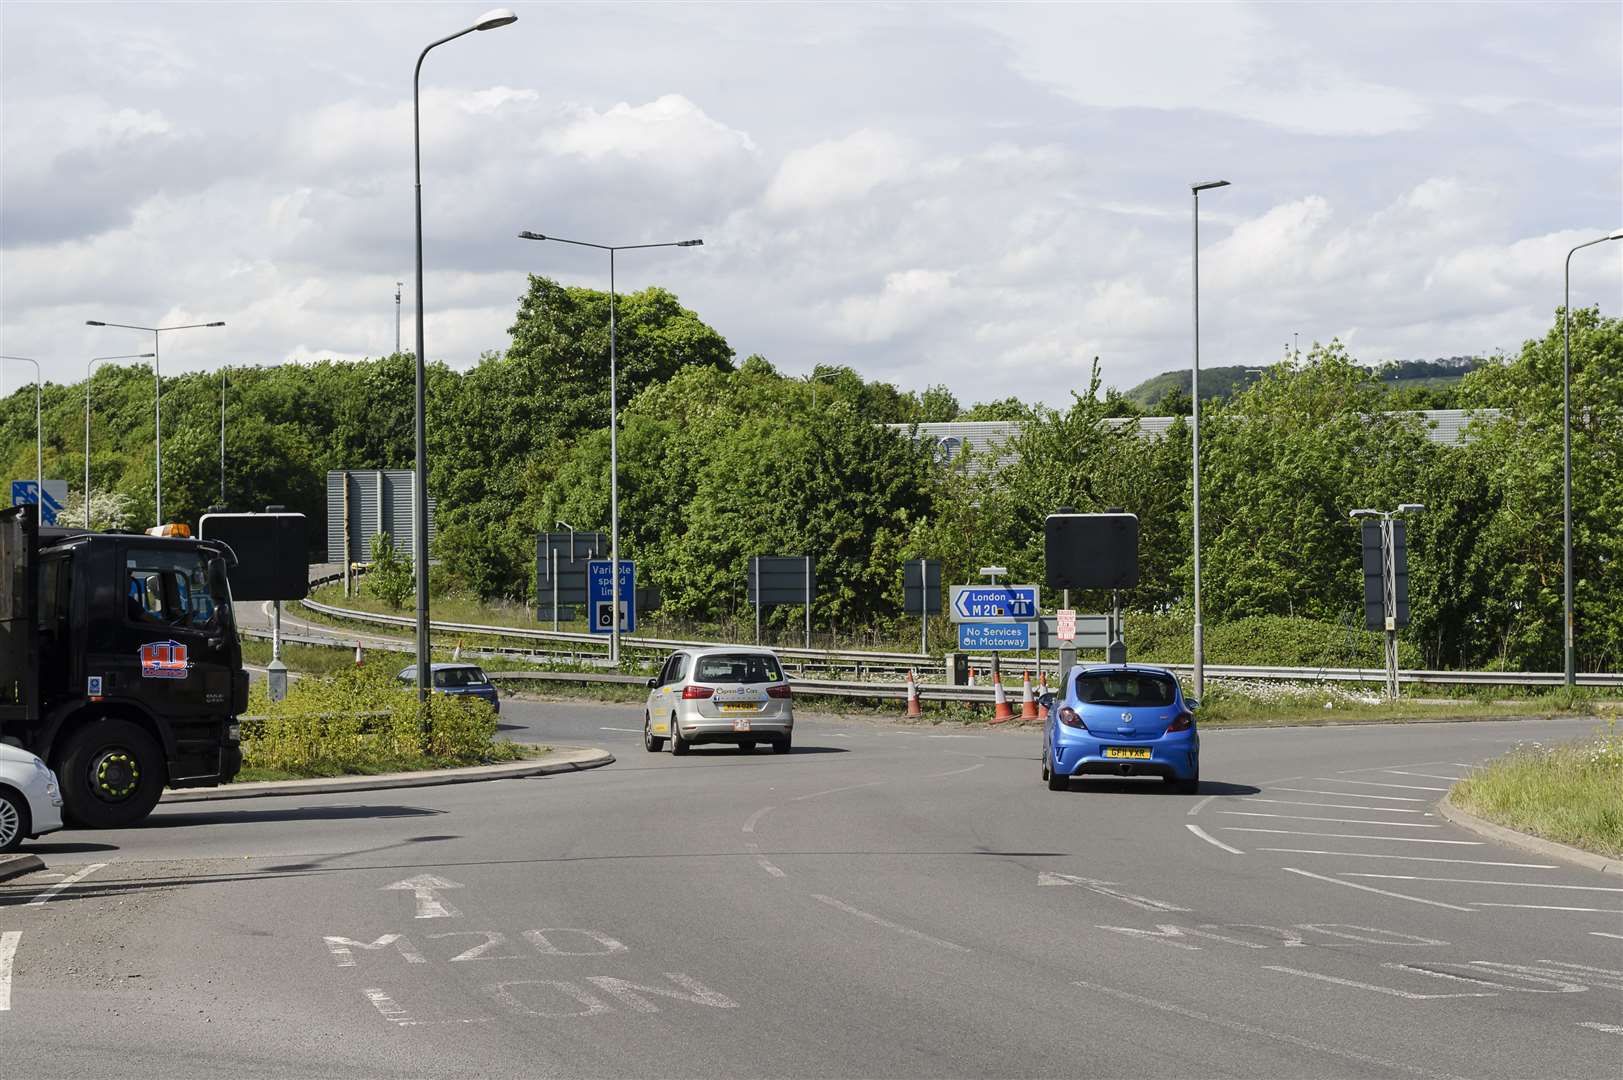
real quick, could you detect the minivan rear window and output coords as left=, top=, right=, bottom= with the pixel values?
left=1074, top=671, right=1177, bottom=707
left=694, top=653, right=783, bottom=684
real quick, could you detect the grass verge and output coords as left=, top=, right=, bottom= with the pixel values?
left=1449, top=723, right=1623, bottom=858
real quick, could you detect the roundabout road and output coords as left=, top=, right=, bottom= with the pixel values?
left=1, top=703, right=1617, bottom=1079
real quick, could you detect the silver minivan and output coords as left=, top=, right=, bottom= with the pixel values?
left=644, top=647, right=793, bottom=755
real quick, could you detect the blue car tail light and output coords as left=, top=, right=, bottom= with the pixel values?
left=1058, top=706, right=1088, bottom=730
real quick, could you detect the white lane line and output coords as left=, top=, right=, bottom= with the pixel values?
left=811, top=895, right=970, bottom=952
left=1224, top=828, right=1481, bottom=845
left=1264, top=965, right=1494, bottom=1001
left=1071, top=977, right=1471, bottom=1080
left=919, top=763, right=984, bottom=781
left=1186, top=824, right=1244, bottom=855
left=1037, top=872, right=1191, bottom=912
left=1271, top=786, right=1426, bottom=802
left=600, top=726, right=640, bottom=733
left=1258, top=848, right=1557, bottom=868
left=1316, top=778, right=1450, bottom=792
left=0, top=932, right=18, bottom=1012
left=1449, top=764, right=1476, bottom=769
left=1282, top=868, right=1476, bottom=911
left=1241, top=798, right=1428, bottom=814
left=741, top=806, right=774, bottom=834
left=26, top=862, right=105, bottom=906
left=1344, top=874, right=1623, bottom=893
left=1576, top=1022, right=1623, bottom=1036
left=1590, top=932, right=1623, bottom=941
left=1218, top=811, right=1440, bottom=829
left=792, top=780, right=885, bottom=802
left=745, top=843, right=786, bottom=879
left=1473, top=903, right=1623, bottom=913
left=1187, top=794, right=1219, bottom=817
left=1384, top=770, right=1468, bottom=782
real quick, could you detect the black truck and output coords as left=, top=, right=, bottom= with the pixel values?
left=0, top=504, right=247, bottom=827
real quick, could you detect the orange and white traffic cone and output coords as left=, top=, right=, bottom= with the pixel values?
left=453, top=638, right=462, bottom=661
left=905, top=669, right=922, bottom=718
left=992, top=671, right=1015, bottom=723
left=354, top=640, right=363, bottom=666
left=1020, top=671, right=1038, bottom=720
left=967, top=666, right=977, bottom=689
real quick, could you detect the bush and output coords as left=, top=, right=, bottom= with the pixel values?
left=1128, top=612, right=1424, bottom=669
left=368, top=532, right=414, bottom=611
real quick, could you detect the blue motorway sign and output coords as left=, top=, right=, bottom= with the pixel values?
left=11, top=480, right=67, bottom=526
left=587, top=559, right=636, bottom=634
left=957, top=622, right=1032, bottom=651
left=949, top=584, right=1039, bottom=623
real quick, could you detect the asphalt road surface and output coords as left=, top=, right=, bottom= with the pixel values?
left=2, top=700, right=1619, bottom=1079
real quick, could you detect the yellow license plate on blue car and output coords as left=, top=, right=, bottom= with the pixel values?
left=1104, top=747, right=1152, bottom=760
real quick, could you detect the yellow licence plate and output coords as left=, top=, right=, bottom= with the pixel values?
left=720, top=704, right=757, bottom=714
left=1104, top=747, right=1152, bottom=760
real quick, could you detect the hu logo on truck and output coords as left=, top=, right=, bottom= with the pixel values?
left=140, top=640, right=191, bottom=679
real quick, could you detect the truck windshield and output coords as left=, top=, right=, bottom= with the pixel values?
left=126, top=550, right=218, bottom=630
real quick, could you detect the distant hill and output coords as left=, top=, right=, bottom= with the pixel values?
left=1124, top=356, right=1484, bottom=408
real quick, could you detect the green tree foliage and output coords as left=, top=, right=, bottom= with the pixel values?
left=367, top=532, right=414, bottom=611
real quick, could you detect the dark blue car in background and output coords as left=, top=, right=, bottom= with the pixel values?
left=1042, top=664, right=1198, bottom=794
left=398, top=663, right=501, bottom=714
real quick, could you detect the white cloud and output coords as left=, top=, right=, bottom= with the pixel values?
left=831, top=269, right=956, bottom=343
left=763, top=129, right=914, bottom=214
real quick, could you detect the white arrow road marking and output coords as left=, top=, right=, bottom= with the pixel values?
left=26, top=862, right=104, bottom=906
left=1038, top=872, right=1190, bottom=912
left=0, top=932, right=18, bottom=1012
left=384, top=875, right=465, bottom=919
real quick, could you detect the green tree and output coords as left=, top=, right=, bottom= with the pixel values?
left=368, top=532, right=414, bottom=611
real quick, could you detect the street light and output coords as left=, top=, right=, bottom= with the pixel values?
left=86, top=319, right=225, bottom=525
left=1561, top=227, right=1623, bottom=686
left=518, top=230, right=704, bottom=665
left=411, top=8, right=518, bottom=704
left=1190, top=178, right=1229, bottom=698
left=0, top=356, right=42, bottom=510
left=84, top=353, right=156, bottom=527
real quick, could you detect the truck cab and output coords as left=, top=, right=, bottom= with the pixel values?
left=1, top=505, right=246, bottom=828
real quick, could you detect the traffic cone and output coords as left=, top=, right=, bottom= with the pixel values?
left=967, top=666, right=977, bottom=688
left=1020, top=671, right=1038, bottom=720
left=992, top=672, right=1015, bottom=723
left=453, top=638, right=462, bottom=661
left=354, top=640, right=363, bottom=666
left=905, top=669, right=922, bottom=718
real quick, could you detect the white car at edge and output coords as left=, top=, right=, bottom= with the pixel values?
left=0, top=741, right=64, bottom=853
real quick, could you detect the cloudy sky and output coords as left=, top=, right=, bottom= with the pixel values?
left=2, top=1, right=1619, bottom=405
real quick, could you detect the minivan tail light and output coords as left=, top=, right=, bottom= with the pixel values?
left=1058, top=706, right=1087, bottom=729
left=1168, top=711, right=1194, bottom=732
left=681, top=685, right=715, bottom=700
left=767, top=684, right=792, bottom=699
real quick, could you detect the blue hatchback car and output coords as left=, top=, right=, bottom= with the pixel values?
left=1042, top=665, right=1198, bottom=794
left=397, top=663, right=501, bottom=715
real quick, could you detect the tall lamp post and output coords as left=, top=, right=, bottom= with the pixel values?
left=412, top=8, right=518, bottom=704
left=84, top=353, right=156, bottom=527
left=518, top=230, right=704, bottom=665
left=86, top=319, right=225, bottom=525
left=1561, top=228, right=1623, bottom=686
left=1190, top=178, right=1229, bottom=699
left=0, top=356, right=43, bottom=509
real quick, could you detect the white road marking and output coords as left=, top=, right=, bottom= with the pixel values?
left=1316, top=778, right=1450, bottom=792
left=600, top=726, right=640, bottom=733
left=741, top=806, right=774, bottom=834
left=1071, top=977, right=1471, bottom=1080
left=1241, top=798, right=1428, bottom=814
left=811, top=895, right=971, bottom=952
left=1219, top=811, right=1440, bottom=829
left=383, top=874, right=464, bottom=919
left=1479, top=961, right=1623, bottom=992
left=925, top=734, right=983, bottom=739
left=745, top=842, right=786, bottom=879
left=1590, top=932, right=1623, bottom=941
left=1271, top=786, right=1426, bottom=802
left=1383, top=770, right=1468, bottom=782
left=1282, top=868, right=1476, bottom=911
left=1473, top=903, right=1623, bottom=913
left=364, top=987, right=421, bottom=1025
left=919, top=763, right=984, bottom=780
left=1576, top=1022, right=1623, bottom=1036
left=1187, top=794, right=1219, bottom=817
left=26, top=862, right=105, bottom=906
left=0, top=932, right=18, bottom=1012
left=1344, top=874, right=1623, bottom=893
left=792, top=780, right=885, bottom=801
left=1224, top=828, right=1481, bottom=845
left=1386, top=961, right=1586, bottom=993
left=1264, top=965, right=1494, bottom=1000
left=1258, top=848, right=1557, bottom=868
left=1186, top=824, right=1244, bottom=855
left=1037, top=872, right=1190, bottom=912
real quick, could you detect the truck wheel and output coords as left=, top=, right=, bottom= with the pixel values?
left=57, top=719, right=166, bottom=829
left=0, top=788, right=28, bottom=853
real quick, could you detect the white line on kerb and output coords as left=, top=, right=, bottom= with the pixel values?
left=1344, top=874, right=1623, bottom=893
left=0, top=932, right=19, bottom=1012
left=811, top=895, right=970, bottom=953
left=1071, top=977, right=1472, bottom=1080
left=1186, top=824, right=1244, bottom=855
left=1257, top=849, right=1557, bottom=868
left=1282, top=867, right=1476, bottom=912
left=1223, top=828, right=1482, bottom=845
left=26, top=863, right=105, bottom=906
left=1219, top=811, right=1440, bottom=829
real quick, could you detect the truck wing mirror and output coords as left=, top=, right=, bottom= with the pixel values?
left=207, top=557, right=232, bottom=602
